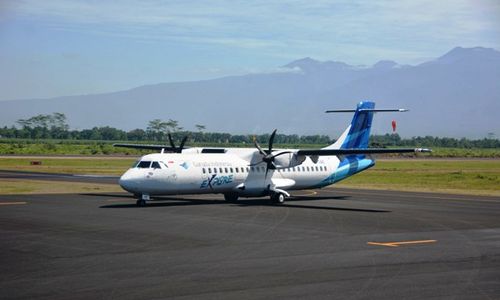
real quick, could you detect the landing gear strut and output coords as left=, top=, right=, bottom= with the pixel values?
left=136, top=194, right=150, bottom=207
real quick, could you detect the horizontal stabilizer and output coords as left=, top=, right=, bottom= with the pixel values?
left=325, top=108, right=408, bottom=113
left=297, top=148, right=431, bottom=156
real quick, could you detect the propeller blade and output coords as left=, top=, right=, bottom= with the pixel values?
left=178, top=135, right=189, bottom=153
left=270, top=151, right=292, bottom=159
left=248, top=161, right=264, bottom=166
left=254, top=140, right=267, bottom=156
left=251, top=129, right=282, bottom=179
left=167, top=133, right=176, bottom=149
left=268, top=129, right=277, bottom=154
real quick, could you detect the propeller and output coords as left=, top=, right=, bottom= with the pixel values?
left=167, top=133, right=189, bottom=153
left=250, top=129, right=292, bottom=178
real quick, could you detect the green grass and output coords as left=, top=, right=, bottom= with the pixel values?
left=0, top=140, right=326, bottom=155
left=0, top=157, right=499, bottom=196
left=0, top=157, right=134, bottom=175
left=426, top=147, right=500, bottom=158
left=1, top=139, right=499, bottom=157
left=336, top=160, right=500, bottom=196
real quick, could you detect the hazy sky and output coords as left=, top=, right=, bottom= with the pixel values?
left=1, top=0, right=499, bottom=101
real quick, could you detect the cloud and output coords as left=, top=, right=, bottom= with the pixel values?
left=6, top=0, right=500, bottom=64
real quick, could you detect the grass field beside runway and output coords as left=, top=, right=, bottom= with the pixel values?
left=0, top=156, right=499, bottom=196
left=336, top=159, right=500, bottom=196
left=1, top=140, right=499, bottom=157
left=0, top=156, right=133, bottom=175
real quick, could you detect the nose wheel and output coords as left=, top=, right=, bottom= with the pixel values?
left=136, top=194, right=150, bottom=207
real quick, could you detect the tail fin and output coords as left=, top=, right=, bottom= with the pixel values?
left=325, top=101, right=375, bottom=149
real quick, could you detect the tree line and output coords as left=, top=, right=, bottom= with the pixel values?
left=0, top=113, right=498, bottom=148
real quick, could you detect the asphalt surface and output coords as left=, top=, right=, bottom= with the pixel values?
left=1, top=176, right=500, bottom=299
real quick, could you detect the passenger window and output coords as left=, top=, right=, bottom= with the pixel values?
left=214, top=168, right=217, bottom=173
left=151, top=161, right=161, bottom=169
left=202, top=168, right=206, bottom=174
left=225, top=167, right=228, bottom=173
left=219, top=168, right=223, bottom=173
left=137, top=161, right=151, bottom=168
left=208, top=168, right=212, bottom=173
left=251, top=167, right=255, bottom=172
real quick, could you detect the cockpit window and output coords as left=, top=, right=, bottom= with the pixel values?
left=137, top=161, right=152, bottom=168
left=151, top=161, right=161, bottom=169
left=132, top=160, right=140, bottom=168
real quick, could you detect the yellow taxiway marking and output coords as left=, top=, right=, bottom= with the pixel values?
left=0, top=202, right=27, bottom=206
left=367, top=239, right=437, bottom=247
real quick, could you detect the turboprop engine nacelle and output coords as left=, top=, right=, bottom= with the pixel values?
left=273, top=152, right=306, bottom=169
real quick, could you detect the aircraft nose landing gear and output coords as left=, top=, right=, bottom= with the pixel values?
left=136, top=194, right=150, bottom=207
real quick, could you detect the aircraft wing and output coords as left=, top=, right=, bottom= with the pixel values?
left=113, top=143, right=181, bottom=152
left=296, top=148, right=431, bottom=156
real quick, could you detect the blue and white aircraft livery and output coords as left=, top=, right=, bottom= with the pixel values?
left=115, top=101, right=431, bottom=206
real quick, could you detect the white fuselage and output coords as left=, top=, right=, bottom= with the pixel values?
left=118, top=147, right=364, bottom=198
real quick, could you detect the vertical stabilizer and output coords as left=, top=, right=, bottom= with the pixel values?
left=324, top=101, right=375, bottom=149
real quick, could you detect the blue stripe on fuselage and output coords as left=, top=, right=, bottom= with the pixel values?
left=313, top=156, right=375, bottom=188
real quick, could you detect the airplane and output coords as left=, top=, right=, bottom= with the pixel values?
left=115, top=101, right=431, bottom=206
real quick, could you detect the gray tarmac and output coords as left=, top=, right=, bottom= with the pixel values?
left=1, top=174, right=500, bottom=299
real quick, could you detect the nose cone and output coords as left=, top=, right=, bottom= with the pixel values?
left=119, top=170, right=137, bottom=193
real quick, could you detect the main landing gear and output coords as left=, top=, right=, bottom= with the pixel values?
left=136, top=194, right=150, bottom=207
left=270, top=192, right=286, bottom=204
left=224, top=193, right=239, bottom=203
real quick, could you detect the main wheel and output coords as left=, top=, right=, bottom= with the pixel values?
left=277, top=193, right=285, bottom=204
left=224, top=193, right=239, bottom=202
left=271, top=193, right=286, bottom=204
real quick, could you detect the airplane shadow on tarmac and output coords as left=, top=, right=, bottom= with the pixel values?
left=88, top=193, right=390, bottom=213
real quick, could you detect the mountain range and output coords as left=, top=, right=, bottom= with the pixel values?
left=1, top=46, right=499, bottom=138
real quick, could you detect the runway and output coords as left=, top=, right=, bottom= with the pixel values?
left=1, top=175, right=500, bottom=299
